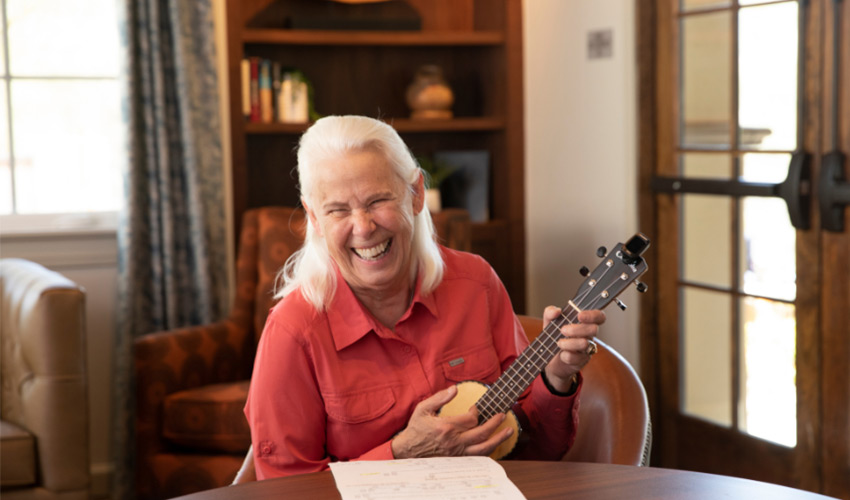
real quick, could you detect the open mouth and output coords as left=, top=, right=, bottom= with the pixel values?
left=352, top=238, right=392, bottom=261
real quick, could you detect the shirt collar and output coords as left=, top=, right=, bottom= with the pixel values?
left=326, top=265, right=438, bottom=352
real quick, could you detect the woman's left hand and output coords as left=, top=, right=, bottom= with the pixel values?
left=541, top=305, right=606, bottom=393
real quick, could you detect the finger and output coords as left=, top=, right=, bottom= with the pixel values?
left=559, top=322, right=599, bottom=340
left=556, top=349, right=589, bottom=368
left=557, top=336, right=596, bottom=354
left=417, top=385, right=458, bottom=415
left=464, top=425, right=513, bottom=456
left=542, top=306, right=561, bottom=328
left=460, top=413, right=506, bottom=445
left=577, top=309, right=606, bottom=325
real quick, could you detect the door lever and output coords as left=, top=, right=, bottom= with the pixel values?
left=651, top=151, right=811, bottom=230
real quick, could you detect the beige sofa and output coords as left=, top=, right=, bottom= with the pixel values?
left=0, top=259, right=90, bottom=499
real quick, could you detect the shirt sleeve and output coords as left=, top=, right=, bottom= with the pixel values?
left=244, top=311, right=395, bottom=480
left=482, top=264, right=581, bottom=460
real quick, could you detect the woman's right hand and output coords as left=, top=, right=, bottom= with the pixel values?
left=390, top=385, right=512, bottom=459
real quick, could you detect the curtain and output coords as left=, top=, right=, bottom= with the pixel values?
left=112, top=0, right=228, bottom=497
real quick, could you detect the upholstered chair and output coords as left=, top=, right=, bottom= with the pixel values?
left=133, top=206, right=471, bottom=499
left=0, top=259, right=90, bottom=499
left=517, top=315, right=652, bottom=466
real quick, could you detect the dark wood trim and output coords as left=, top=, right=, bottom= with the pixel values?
left=818, top=0, right=849, bottom=496
left=242, top=29, right=505, bottom=45
left=244, top=117, right=507, bottom=135
left=227, top=0, right=248, bottom=246
left=636, top=0, right=661, bottom=467
left=504, top=0, right=525, bottom=313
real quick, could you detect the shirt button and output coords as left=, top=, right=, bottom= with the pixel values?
left=259, top=440, right=275, bottom=455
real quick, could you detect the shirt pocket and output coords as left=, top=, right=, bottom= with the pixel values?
left=441, top=345, right=501, bottom=384
left=323, top=386, right=396, bottom=424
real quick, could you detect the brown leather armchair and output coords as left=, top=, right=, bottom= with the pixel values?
left=0, top=259, right=90, bottom=499
left=517, top=315, right=652, bottom=466
left=133, top=206, right=471, bottom=499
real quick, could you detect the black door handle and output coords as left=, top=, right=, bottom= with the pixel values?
left=819, top=151, right=850, bottom=232
left=651, top=151, right=812, bottom=230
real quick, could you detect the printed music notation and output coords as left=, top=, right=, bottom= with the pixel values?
left=329, top=456, right=526, bottom=500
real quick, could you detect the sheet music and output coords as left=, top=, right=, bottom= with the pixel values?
left=329, top=456, right=527, bottom=500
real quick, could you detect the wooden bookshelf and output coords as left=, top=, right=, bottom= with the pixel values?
left=242, top=28, right=505, bottom=45
left=225, top=0, right=526, bottom=311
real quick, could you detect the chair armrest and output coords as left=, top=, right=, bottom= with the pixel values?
left=0, top=258, right=90, bottom=492
left=134, top=319, right=253, bottom=454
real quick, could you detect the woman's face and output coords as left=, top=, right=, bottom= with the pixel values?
left=304, top=148, right=424, bottom=299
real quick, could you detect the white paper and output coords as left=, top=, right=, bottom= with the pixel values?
left=329, top=456, right=527, bottom=500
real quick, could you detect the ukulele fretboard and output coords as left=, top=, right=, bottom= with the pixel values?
left=475, top=302, right=581, bottom=423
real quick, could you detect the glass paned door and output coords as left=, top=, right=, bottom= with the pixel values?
left=643, top=0, right=850, bottom=493
left=678, top=0, right=800, bottom=447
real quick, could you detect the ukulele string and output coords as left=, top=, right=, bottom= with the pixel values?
left=477, top=305, right=583, bottom=418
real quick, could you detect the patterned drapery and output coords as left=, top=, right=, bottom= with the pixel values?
left=113, top=0, right=228, bottom=497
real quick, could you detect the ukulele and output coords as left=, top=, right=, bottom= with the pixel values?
left=438, top=233, right=650, bottom=459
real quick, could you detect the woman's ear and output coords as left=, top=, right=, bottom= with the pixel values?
left=412, top=171, right=426, bottom=215
left=302, top=198, right=323, bottom=237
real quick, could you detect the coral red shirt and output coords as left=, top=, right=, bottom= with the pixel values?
left=245, top=247, right=582, bottom=480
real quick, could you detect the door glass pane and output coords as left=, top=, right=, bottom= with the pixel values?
left=740, top=153, right=796, bottom=300
left=7, top=0, right=121, bottom=77
left=739, top=296, right=796, bottom=447
left=739, top=0, right=789, bottom=5
left=682, top=152, right=732, bottom=178
left=739, top=2, right=799, bottom=150
left=683, top=287, right=732, bottom=426
left=681, top=0, right=731, bottom=11
left=0, top=81, right=10, bottom=215
left=681, top=12, right=732, bottom=147
left=0, top=20, right=5, bottom=76
left=11, top=80, right=124, bottom=213
left=683, top=194, right=731, bottom=288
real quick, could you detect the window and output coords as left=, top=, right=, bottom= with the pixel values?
left=0, top=0, right=124, bottom=232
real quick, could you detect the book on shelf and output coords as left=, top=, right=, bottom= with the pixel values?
left=242, top=57, right=310, bottom=125
left=259, top=59, right=273, bottom=123
left=248, top=57, right=260, bottom=122
left=240, top=59, right=250, bottom=119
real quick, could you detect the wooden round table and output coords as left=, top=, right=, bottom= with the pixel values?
left=173, top=461, right=837, bottom=500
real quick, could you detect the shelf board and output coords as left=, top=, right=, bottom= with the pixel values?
left=245, top=117, right=506, bottom=135
left=243, top=29, right=504, bottom=46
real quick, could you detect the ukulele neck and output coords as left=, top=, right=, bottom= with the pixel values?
left=475, top=302, right=581, bottom=423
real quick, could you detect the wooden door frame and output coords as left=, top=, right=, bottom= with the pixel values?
left=820, top=0, right=850, bottom=496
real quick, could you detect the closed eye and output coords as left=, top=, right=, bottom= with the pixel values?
left=326, top=207, right=349, bottom=216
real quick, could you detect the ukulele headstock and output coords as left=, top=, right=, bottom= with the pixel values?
left=573, top=233, right=650, bottom=312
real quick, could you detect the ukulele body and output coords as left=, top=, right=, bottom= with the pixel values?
left=438, top=380, right=521, bottom=460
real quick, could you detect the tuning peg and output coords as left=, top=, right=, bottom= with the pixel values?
left=615, top=299, right=627, bottom=311
left=579, top=266, right=590, bottom=277
left=596, top=246, right=607, bottom=258
left=635, top=281, right=648, bottom=293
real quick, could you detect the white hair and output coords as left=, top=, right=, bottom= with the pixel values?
left=275, top=115, right=445, bottom=310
